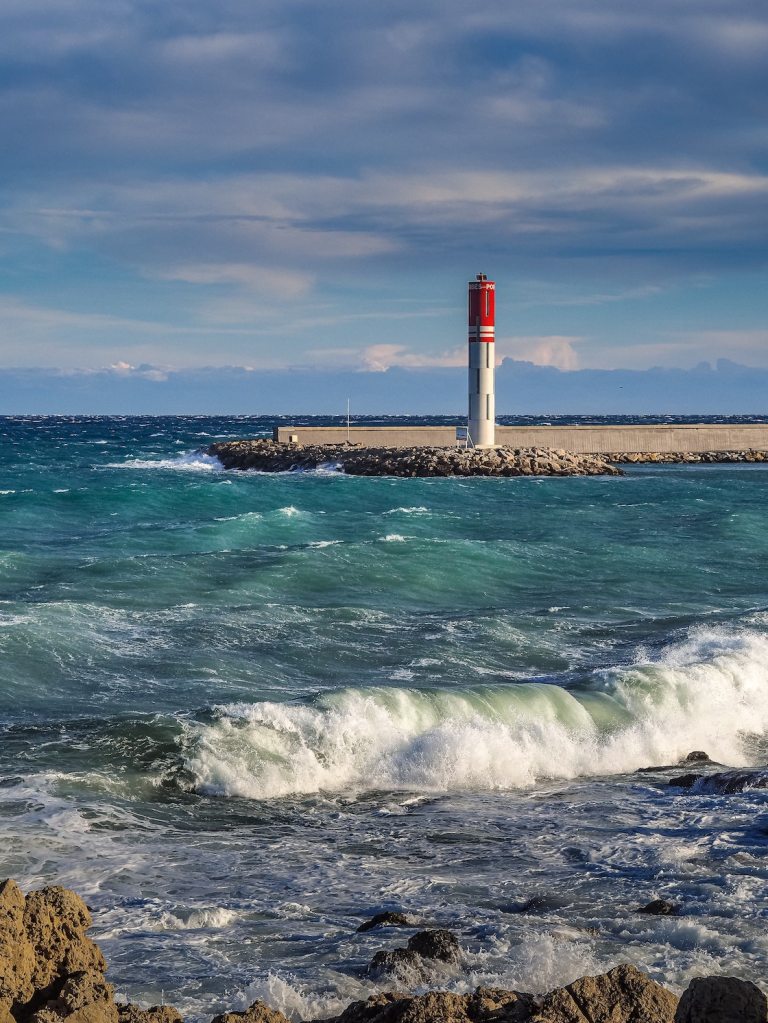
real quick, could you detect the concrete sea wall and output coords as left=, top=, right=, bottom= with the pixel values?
left=273, top=423, right=768, bottom=452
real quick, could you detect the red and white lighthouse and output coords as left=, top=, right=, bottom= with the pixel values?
left=468, top=273, right=496, bottom=447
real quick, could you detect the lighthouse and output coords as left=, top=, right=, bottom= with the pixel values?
left=467, top=273, right=496, bottom=447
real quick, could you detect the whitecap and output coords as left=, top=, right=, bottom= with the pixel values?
left=383, top=506, right=430, bottom=515
left=103, top=453, right=222, bottom=472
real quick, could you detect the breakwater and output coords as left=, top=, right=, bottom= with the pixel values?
left=208, top=440, right=621, bottom=476
left=273, top=423, right=768, bottom=453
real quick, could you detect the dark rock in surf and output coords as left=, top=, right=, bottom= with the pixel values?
left=674, top=976, right=768, bottom=1023
left=670, top=769, right=768, bottom=794
left=682, top=751, right=710, bottom=763
left=368, top=929, right=461, bottom=977
left=668, top=774, right=702, bottom=788
left=406, top=930, right=460, bottom=963
left=636, top=900, right=679, bottom=916
left=368, top=949, right=422, bottom=977
left=510, top=895, right=563, bottom=915
left=357, top=912, right=413, bottom=933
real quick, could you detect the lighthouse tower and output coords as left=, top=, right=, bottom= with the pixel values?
left=467, top=273, right=496, bottom=447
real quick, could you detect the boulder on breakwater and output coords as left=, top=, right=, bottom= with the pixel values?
left=3, top=879, right=768, bottom=1023
left=207, top=440, right=621, bottom=477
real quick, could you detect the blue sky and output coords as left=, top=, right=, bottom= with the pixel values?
left=0, top=0, right=767, bottom=409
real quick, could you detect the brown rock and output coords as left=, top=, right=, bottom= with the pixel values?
left=0, top=880, right=136, bottom=1023
left=0, top=879, right=32, bottom=1010
left=324, top=992, right=404, bottom=1023
left=320, top=987, right=533, bottom=1023
left=23, top=887, right=106, bottom=1005
left=532, top=964, right=678, bottom=1023
left=32, top=971, right=118, bottom=1023
left=210, top=1001, right=291, bottom=1023
left=118, top=1007, right=183, bottom=1023
left=674, top=976, right=768, bottom=1023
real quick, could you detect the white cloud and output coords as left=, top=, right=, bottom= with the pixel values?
left=156, top=263, right=315, bottom=297
left=359, top=344, right=465, bottom=371
left=497, top=335, right=581, bottom=371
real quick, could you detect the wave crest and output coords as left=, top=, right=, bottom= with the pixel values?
left=185, top=628, right=768, bottom=799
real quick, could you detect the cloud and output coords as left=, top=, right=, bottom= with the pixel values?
left=156, top=263, right=315, bottom=297
left=497, top=336, right=580, bottom=371
left=4, top=357, right=768, bottom=415
left=359, top=344, right=465, bottom=371
left=0, top=0, right=766, bottom=373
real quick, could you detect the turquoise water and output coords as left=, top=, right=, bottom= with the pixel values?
left=2, top=416, right=768, bottom=1018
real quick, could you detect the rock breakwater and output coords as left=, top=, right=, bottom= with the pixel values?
left=207, top=441, right=621, bottom=477
left=3, top=880, right=767, bottom=1023
left=609, top=449, right=768, bottom=464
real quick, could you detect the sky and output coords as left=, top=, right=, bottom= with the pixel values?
left=0, top=0, right=767, bottom=411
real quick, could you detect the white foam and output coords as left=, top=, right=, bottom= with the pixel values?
left=159, top=907, right=239, bottom=931
left=186, top=627, right=768, bottom=800
left=384, top=506, right=430, bottom=515
left=381, top=534, right=407, bottom=542
left=104, top=453, right=222, bottom=472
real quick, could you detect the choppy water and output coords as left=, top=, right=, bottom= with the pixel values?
left=2, top=415, right=768, bottom=1019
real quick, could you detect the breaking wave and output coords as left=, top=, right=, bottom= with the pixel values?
left=104, top=452, right=222, bottom=471
left=186, top=627, right=768, bottom=799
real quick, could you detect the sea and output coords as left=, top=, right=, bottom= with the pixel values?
left=2, top=414, right=768, bottom=1019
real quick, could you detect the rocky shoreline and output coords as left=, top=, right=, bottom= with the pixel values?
left=2, top=879, right=766, bottom=1023
left=208, top=440, right=768, bottom=477
left=207, top=441, right=621, bottom=477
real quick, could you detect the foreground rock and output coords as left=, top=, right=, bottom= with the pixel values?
left=674, top=976, right=768, bottom=1023
left=208, top=441, right=621, bottom=478
left=2, top=880, right=767, bottom=1023
left=318, top=988, right=534, bottom=1023
left=0, top=880, right=172, bottom=1023
left=531, top=964, right=678, bottom=1023
left=319, top=966, right=677, bottom=1023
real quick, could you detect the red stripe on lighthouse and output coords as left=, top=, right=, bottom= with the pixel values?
left=468, top=276, right=495, bottom=341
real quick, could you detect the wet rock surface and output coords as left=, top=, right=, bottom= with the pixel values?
left=356, top=913, right=413, bottom=933
left=368, top=929, right=461, bottom=978
left=636, top=900, right=679, bottom=916
left=668, top=769, right=768, bottom=793
left=674, top=976, right=768, bottom=1023
left=2, top=880, right=767, bottom=1023
left=207, top=441, right=621, bottom=477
